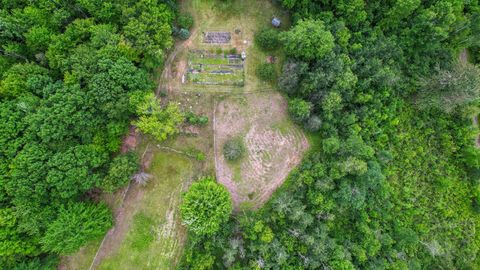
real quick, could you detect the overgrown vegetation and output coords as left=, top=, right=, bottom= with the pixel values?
left=255, top=63, right=276, bottom=82
left=181, top=0, right=480, bottom=269
left=223, top=138, right=245, bottom=161
left=0, top=1, right=182, bottom=268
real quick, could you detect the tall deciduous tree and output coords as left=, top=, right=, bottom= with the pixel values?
left=280, top=19, right=334, bottom=61
left=180, top=177, right=232, bottom=236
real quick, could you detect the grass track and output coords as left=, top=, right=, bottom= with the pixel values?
left=97, top=151, right=192, bottom=270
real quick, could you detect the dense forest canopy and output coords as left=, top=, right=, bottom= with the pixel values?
left=0, top=0, right=183, bottom=268
left=179, top=0, right=480, bottom=269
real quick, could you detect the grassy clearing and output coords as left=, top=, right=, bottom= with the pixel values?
left=97, top=150, right=193, bottom=270
left=180, top=0, right=290, bottom=93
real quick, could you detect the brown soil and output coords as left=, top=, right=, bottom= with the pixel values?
left=214, top=92, right=308, bottom=209
left=459, top=48, right=469, bottom=65
left=120, top=126, right=138, bottom=153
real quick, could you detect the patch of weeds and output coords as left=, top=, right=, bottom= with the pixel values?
left=223, top=137, right=245, bottom=161
left=271, top=120, right=294, bottom=135
left=232, top=161, right=242, bottom=182
left=239, top=200, right=255, bottom=212
left=129, top=212, right=155, bottom=251
left=185, top=147, right=206, bottom=161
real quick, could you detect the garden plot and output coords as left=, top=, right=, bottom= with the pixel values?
left=185, top=50, right=244, bottom=86
left=215, top=92, right=309, bottom=209
left=203, top=31, right=231, bottom=44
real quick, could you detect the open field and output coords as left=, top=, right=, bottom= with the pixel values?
left=215, top=92, right=308, bottom=210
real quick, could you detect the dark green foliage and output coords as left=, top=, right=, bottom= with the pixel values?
left=223, top=138, right=245, bottom=161
left=305, top=115, right=322, bottom=132
left=185, top=111, right=209, bottom=126
left=177, top=13, right=194, bottom=29
left=180, top=177, right=232, bottom=236
left=280, top=19, right=335, bottom=61
left=0, top=0, right=177, bottom=266
left=182, top=0, right=480, bottom=268
left=278, top=60, right=308, bottom=95
left=102, top=152, right=139, bottom=193
left=255, top=63, right=276, bottom=82
left=41, top=202, right=112, bottom=254
left=288, top=98, right=311, bottom=122
left=255, top=28, right=280, bottom=51
left=178, top=28, right=191, bottom=40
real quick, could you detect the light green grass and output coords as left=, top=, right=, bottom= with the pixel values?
left=187, top=51, right=245, bottom=85
left=98, top=152, right=193, bottom=270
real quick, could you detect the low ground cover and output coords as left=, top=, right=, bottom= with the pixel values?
left=186, top=50, right=244, bottom=86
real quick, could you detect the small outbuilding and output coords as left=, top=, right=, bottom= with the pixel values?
left=272, top=17, right=281, bottom=27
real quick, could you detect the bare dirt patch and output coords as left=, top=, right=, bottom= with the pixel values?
left=121, top=126, right=139, bottom=153
left=215, top=92, right=308, bottom=209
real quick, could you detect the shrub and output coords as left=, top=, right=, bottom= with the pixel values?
left=278, top=60, right=308, bottom=94
left=255, top=28, right=280, bottom=51
left=223, top=138, right=245, bottom=161
left=288, top=98, right=311, bottom=122
left=256, top=63, right=276, bottom=82
left=180, top=177, right=232, bottom=235
left=101, top=152, right=139, bottom=193
left=185, top=111, right=209, bottom=126
left=305, top=115, right=322, bottom=132
left=178, top=28, right=190, bottom=40
left=177, top=13, right=194, bottom=29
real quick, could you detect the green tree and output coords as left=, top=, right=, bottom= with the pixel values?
left=24, top=26, right=53, bottom=53
left=134, top=92, right=184, bottom=141
left=177, top=13, right=194, bottom=29
left=288, top=98, right=311, bottom=122
left=180, top=177, right=232, bottom=235
left=280, top=19, right=334, bottom=61
left=255, top=28, right=280, bottom=51
left=178, top=28, right=191, bottom=40
left=278, top=60, right=308, bottom=95
left=122, top=1, right=174, bottom=69
left=46, top=145, right=107, bottom=199
left=101, top=152, right=139, bottom=193
left=0, top=208, right=39, bottom=258
left=41, top=202, right=112, bottom=254
left=0, top=63, right=50, bottom=97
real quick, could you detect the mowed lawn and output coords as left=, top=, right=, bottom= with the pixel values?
left=98, top=152, right=193, bottom=270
